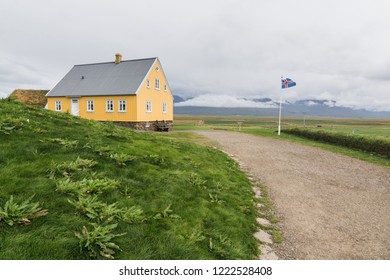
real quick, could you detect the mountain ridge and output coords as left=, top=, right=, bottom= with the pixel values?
left=173, top=95, right=390, bottom=119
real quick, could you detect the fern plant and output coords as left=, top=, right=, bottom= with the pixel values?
left=0, top=195, right=48, bottom=226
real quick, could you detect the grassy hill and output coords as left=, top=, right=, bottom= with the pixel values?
left=0, top=99, right=258, bottom=259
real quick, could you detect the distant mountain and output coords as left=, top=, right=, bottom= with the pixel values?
left=173, top=95, right=194, bottom=103
left=243, top=97, right=273, bottom=103
left=173, top=95, right=186, bottom=103
left=173, top=96, right=390, bottom=119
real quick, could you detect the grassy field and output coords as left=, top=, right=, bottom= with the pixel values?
left=174, top=115, right=390, bottom=138
left=0, top=100, right=260, bottom=260
left=173, top=115, right=390, bottom=167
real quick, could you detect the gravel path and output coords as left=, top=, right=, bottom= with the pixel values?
left=197, top=131, right=390, bottom=260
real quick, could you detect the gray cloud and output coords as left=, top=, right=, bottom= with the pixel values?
left=1, top=0, right=389, bottom=111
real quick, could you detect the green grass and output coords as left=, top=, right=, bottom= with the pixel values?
left=0, top=100, right=259, bottom=259
left=174, top=116, right=390, bottom=167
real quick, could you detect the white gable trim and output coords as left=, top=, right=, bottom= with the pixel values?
left=135, top=58, right=158, bottom=95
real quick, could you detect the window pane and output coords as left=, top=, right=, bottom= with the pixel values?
left=119, top=100, right=126, bottom=112
left=106, top=100, right=113, bottom=112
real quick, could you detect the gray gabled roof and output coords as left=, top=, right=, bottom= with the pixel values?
left=46, top=57, right=157, bottom=97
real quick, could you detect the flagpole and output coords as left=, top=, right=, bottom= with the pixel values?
left=278, top=75, right=283, bottom=136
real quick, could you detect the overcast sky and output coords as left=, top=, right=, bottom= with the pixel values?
left=1, top=0, right=390, bottom=111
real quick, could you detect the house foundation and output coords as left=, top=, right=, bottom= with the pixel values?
left=114, top=120, right=173, bottom=132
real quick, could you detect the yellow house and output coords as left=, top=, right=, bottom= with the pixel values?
left=46, top=54, right=173, bottom=131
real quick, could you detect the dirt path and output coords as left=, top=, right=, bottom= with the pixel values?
left=196, top=131, right=390, bottom=260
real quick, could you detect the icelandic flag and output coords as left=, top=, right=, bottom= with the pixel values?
left=281, top=77, right=296, bottom=89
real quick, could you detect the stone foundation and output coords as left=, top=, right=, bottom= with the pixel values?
left=113, top=120, right=173, bottom=132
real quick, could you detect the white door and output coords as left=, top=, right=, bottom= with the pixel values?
left=71, top=99, right=80, bottom=116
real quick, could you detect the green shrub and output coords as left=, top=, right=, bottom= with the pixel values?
left=120, top=206, right=145, bottom=223
left=187, top=173, right=207, bottom=189
left=0, top=117, right=26, bottom=135
left=153, top=204, right=181, bottom=220
left=75, top=223, right=125, bottom=259
left=44, top=138, right=78, bottom=149
left=68, top=195, right=105, bottom=219
left=0, top=195, right=48, bottom=226
left=284, top=128, right=390, bottom=158
left=56, top=178, right=120, bottom=196
left=49, top=157, right=98, bottom=178
left=143, top=154, right=166, bottom=166
left=109, top=153, right=137, bottom=166
left=69, top=196, right=145, bottom=224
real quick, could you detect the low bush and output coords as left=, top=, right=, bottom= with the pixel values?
left=284, top=128, right=390, bottom=158
left=0, top=117, right=26, bottom=135
left=75, top=223, right=125, bottom=259
left=0, top=195, right=48, bottom=226
left=49, top=157, right=98, bottom=178
left=56, top=178, right=120, bottom=196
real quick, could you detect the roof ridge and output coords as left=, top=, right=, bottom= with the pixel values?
left=74, top=57, right=157, bottom=67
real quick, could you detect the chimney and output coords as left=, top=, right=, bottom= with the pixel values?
left=115, top=53, right=122, bottom=64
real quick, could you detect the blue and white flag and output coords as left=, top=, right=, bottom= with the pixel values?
left=281, top=77, right=296, bottom=89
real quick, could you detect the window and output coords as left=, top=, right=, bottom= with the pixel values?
left=55, top=100, right=62, bottom=111
left=87, top=100, right=94, bottom=112
left=146, top=79, right=150, bottom=88
left=106, top=100, right=114, bottom=112
left=118, top=100, right=126, bottom=112
left=164, top=84, right=167, bottom=91
left=162, top=102, right=167, bottom=114
left=146, top=100, right=152, bottom=113
left=155, top=66, right=159, bottom=72
left=155, top=78, right=160, bottom=90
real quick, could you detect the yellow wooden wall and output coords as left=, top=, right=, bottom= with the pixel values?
left=47, top=96, right=137, bottom=121
left=136, top=59, right=173, bottom=122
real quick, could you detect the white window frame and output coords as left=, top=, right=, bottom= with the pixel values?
left=146, top=100, right=152, bottom=113
left=55, top=100, right=62, bottom=111
left=87, top=100, right=94, bottom=112
left=155, top=78, right=160, bottom=90
left=162, top=102, right=167, bottom=114
left=106, top=100, right=114, bottom=113
left=146, top=79, right=150, bottom=88
left=118, top=100, right=126, bottom=113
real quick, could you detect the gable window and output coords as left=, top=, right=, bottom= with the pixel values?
left=162, top=102, right=167, bottom=114
left=146, top=100, right=152, bottom=113
left=87, top=100, right=94, bottom=112
left=146, top=79, right=150, bottom=88
left=55, top=100, right=62, bottom=111
left=106, top=100, right=114, bottom=112
left=118, top=100, right=126, bottom=112
left=164, top=84, right=167, bottom=91
left=155, top=78, right=160, bottom=90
